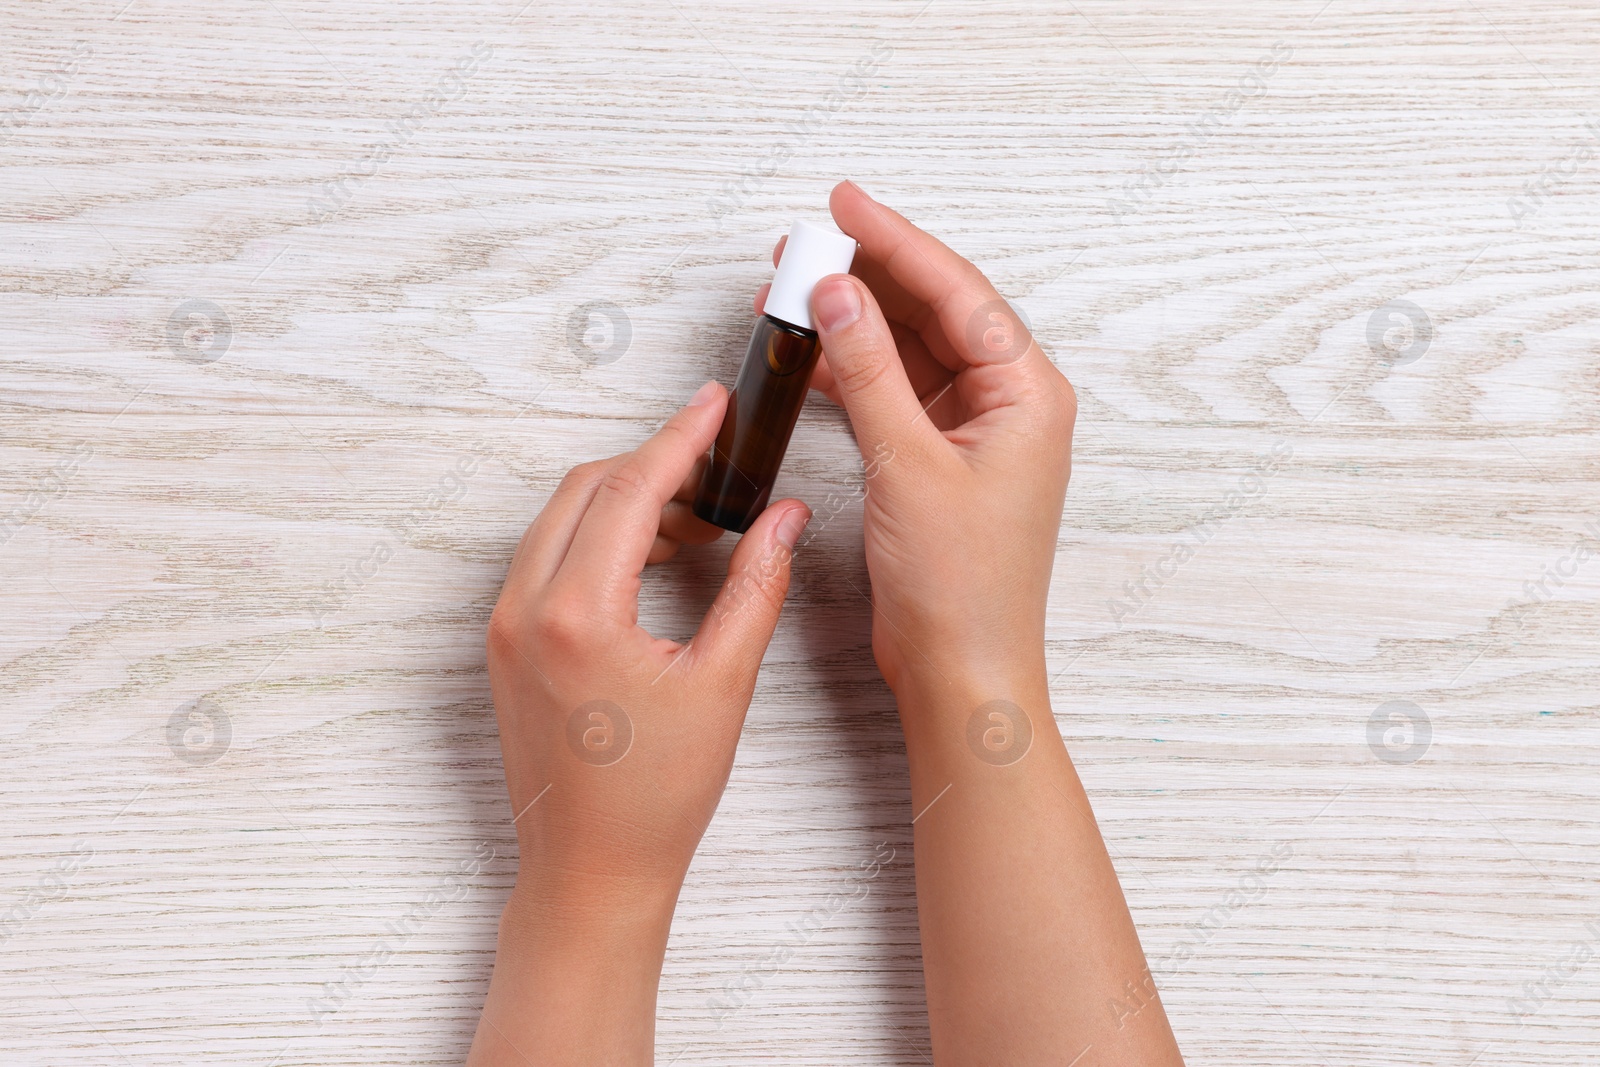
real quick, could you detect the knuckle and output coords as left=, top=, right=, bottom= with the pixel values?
left=1022, top=368, right=1077, bottom=437
left=1053, top=373, right=1079, bottom=423
left=751, top=569, right=790, bottom=616
left=830, top=349, right=890, bottom=395
left=597, top=457, right=654, bottom=500
left=560, top=459, right=608, bottom=490
left=485, top=603, right=528, bottom=663
left=654, top=416, right=707, bottom=459
left=744, top=553, right=792, bottom=616
left=659, top=410, right=697, bottom=441
left=716, top=556, right=790, bottom=628
left=529, top=590, right=595, bottom=650
left=961, top=262, right=995, bottom=293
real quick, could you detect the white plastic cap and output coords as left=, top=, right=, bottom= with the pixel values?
left=763, top=220, right=858, bottom=332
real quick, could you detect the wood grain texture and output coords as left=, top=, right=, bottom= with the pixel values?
left=3, top=0, right=1598, bottom=1063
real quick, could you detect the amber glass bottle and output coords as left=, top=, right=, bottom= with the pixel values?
left=692, top=315, right=821, bottom=532
left=692, top=221, right=857, bottom=534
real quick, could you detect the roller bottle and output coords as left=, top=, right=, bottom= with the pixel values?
left=692, top=220, right=858, bottom=533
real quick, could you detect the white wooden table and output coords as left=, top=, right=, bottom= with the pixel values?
left=3, top=1, right=1598, bottom=1063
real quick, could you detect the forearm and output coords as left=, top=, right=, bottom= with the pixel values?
left=466, top=877, right=680, bottom=1066
left=896, top=659, right=1183, bottom=1066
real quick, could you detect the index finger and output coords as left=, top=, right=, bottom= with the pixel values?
left=829, top=180, right=1037, bottom=369
left=546, top=381, right=727, bottom=617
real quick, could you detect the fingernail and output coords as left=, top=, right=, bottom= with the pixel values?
left=845, top=179, right=874, bottom=200
left=686, top=380, right=720, bottom=407
left=812, top=278, right=861, bottom=333
left=775, top=506, right=811, bottom=551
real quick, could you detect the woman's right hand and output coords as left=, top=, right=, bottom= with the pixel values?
left=766, top=180, right=1078, bottom=695
left=784, top=185, right=1182, bottom=1067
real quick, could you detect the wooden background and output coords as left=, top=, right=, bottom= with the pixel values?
left=3, top=0, right=1597, bottom=1063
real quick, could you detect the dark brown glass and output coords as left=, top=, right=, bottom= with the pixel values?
left=692, top=314, right=821, bottom=533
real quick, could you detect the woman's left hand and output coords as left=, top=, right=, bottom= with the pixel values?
left=469, top=380, right=810, bottom=1065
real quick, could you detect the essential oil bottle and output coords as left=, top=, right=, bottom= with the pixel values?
left=693, top=220, right=858, bottom=533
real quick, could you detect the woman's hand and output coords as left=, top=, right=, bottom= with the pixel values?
left=487, top=380, right=810, bottom=889
left=467, top=381, right=810, bottom=1066
left=759, top=180, right=1077, bottom=694
left=762, top=183, right=1182, bottom=1066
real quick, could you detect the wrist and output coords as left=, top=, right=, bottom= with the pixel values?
left=891, top=655, right=1061, bottom=776
left=891, top=653, right=1050, bottom=723
left=471, top=877, right=680, bottom=1065
left=499, top=866, right=681, bottom=958
left=877, top=608, right=1049, bottom=701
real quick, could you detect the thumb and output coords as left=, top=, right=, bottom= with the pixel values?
left=689, top=500, right=811, bottom=683
left=810, top=274, right=938, bottom=463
